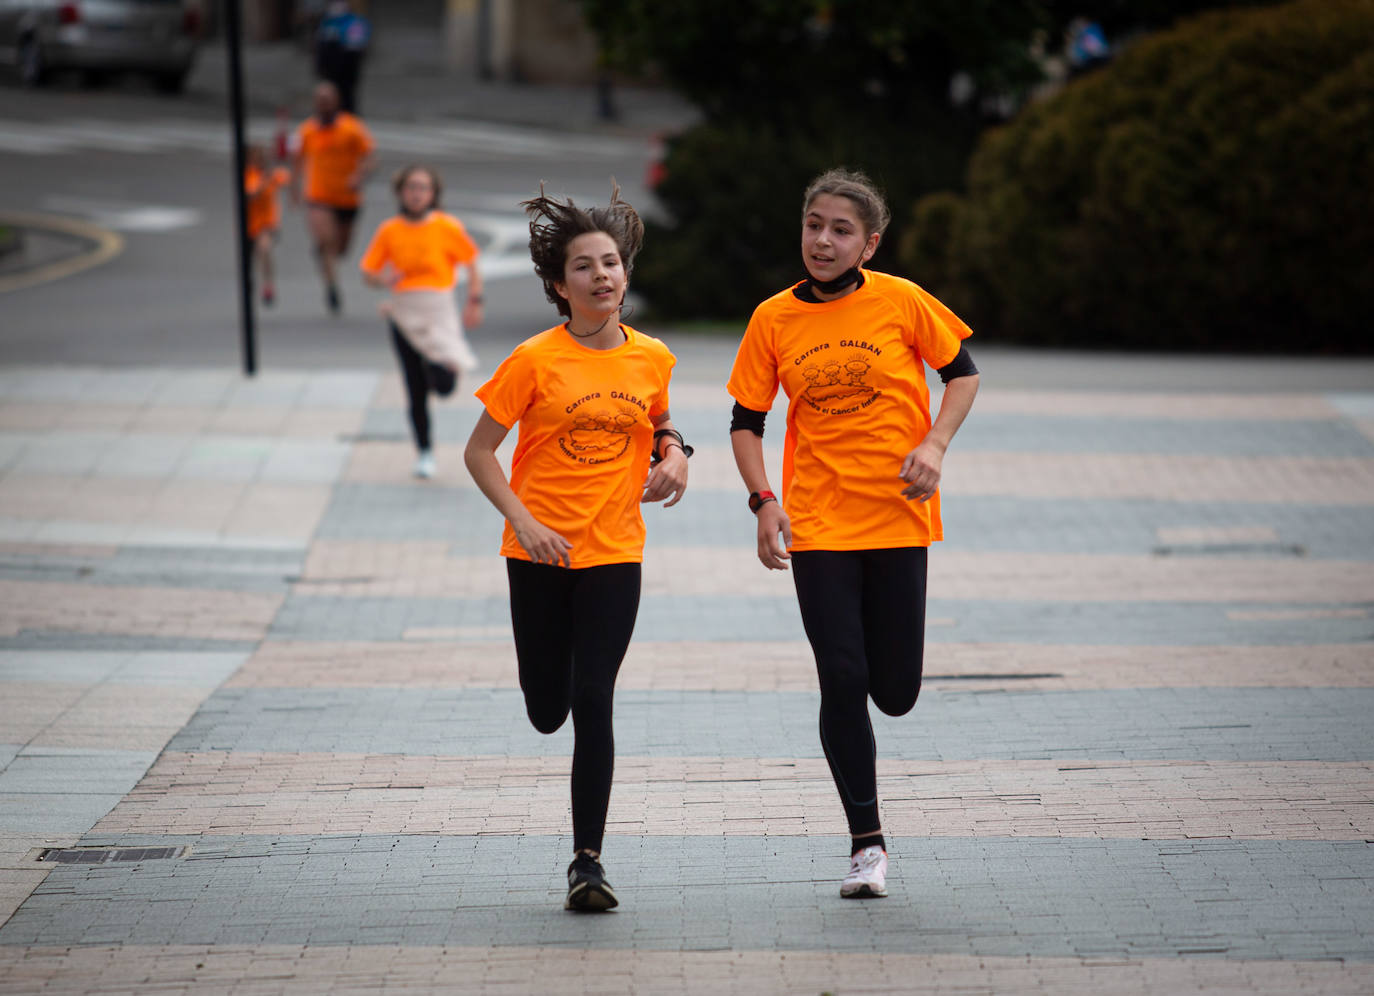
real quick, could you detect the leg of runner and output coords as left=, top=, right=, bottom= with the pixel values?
left=255, top=232, right=276, bottom=306
left=861, top=546, right=927, bottom=718
left=307, top=205, right=341, bottom=313
left=792, top=549, right=891, bottom=897
left=389, top=323, right=435, bottom=478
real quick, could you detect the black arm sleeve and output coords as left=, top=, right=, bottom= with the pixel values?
left=730, top=401, right=768, bottom=437
left=937, top=344, right=979, bottom=383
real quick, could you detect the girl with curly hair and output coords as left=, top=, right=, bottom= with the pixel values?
left=464, top=182, right=691, bottom=912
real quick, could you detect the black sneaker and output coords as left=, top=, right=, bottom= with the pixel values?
left=326, top=284, right=341, bottom=314
left=565, top=853, right=618, bottom=911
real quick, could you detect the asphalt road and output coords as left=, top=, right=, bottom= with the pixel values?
left=0, top=75, right=661, bottom=370
left=3, top=69, right=1373, bottom=394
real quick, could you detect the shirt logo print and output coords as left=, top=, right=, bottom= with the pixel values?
left=801, top=353, right=881, bottom=414
left=559, top=407, right=638, bottom=464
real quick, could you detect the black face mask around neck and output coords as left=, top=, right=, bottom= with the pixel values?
left=808, top=266, right=861, bottom=294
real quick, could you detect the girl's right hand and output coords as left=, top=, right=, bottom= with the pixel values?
left=513, top=518, right=573, bottom=567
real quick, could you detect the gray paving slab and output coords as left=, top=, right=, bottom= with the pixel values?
left=359, top=407, right=480, bottom=442
left=266, top=592, right=1374, bottom=646
left=0, top=369, right=167, bottom=404
left=319, top=482, right=1374, bottom=561
left=0, top=749, right=157, bottom=794
left=0, top=748, right=159, bottom=833
left=0, top=651, right=247, bottom=687
left=1328, top=393, right=1374, bottom=418
left=2, top=834, right=1370, bottom=961
left=929, top=415, right=1374, bottom=457
left=0, top=546, right=300, bottom=593
left=0, top=794, right=130, bottom=834
left=939, top=497, right=1374, bottom=559
left=0, top=632, right=257, bottom=652
left=314, top=483, right=507, bottom=545
left=163, top=686, right=1374, bottom=761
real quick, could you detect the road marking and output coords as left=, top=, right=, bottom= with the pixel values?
left=456, top=211, right=533, bottom=281
left=40, top=196, right=201, bottom=233
left=0, top=116, right=646, bottom=163
left=0, top=212, right=124, bottom=294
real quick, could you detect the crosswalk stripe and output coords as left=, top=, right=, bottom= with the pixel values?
left=0, top=117, right=646, bottom=162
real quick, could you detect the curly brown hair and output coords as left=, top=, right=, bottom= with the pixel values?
left=522, top=180, right=644, bottom=318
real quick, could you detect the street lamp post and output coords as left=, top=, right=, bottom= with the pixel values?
left=224, top=0, right=257, bottom=376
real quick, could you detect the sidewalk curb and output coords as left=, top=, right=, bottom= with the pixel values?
left=0, top=212, right=124, bottom=294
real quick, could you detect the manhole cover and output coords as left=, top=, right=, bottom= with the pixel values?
left=38, top=846, right=187, bottom=864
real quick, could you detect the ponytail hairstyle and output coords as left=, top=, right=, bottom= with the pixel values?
left=522, top=179, right=645, bottom=317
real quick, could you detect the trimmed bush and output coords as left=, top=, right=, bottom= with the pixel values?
left=637, top=114, right=977, bottom=320
left=901, top=0, right=1374, bottom=351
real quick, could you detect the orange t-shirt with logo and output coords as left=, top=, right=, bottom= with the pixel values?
left=727, top=269, right=972, bottom=551
left=476, top=324, right=676, bottom=568
left=244, top=165, right=289, bottom=238
left=358, top=212, right=479, bottom=291
left=295, top=112, right=373, bottom=208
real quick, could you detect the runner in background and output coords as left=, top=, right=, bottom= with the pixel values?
left=359, top=165, right=484, bottom=480
left=464, top=183, right=691, bottom=912
left=727, top=167, right=980, bottom=900
left=315, top=0, right=371, bottom=114
left=243, top=144, right=290, bottom=307
left=291, top=81, right=375, bottom=315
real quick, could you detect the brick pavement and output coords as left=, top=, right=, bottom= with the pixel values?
left=1, top=344, right=1373, bottom=994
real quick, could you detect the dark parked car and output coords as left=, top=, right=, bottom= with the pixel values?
left=0, top=0, right=202, bottom=93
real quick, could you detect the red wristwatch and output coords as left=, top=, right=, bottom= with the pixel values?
left=748, top=490, right=777, bottom=514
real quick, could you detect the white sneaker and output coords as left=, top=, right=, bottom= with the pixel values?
left=413, top=451, right=436, bottom=479
left=840, top=845, right=888, bottom=898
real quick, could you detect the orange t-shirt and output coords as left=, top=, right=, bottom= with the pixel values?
left=727, top=269, right=972, bottom=551
left=244, top=165, right=289, bottom=238
left=294, top=112, right=373, bottom=208
left=358, top=212, right=479, bottom=291
left=476, top=324, right=676, bottom=568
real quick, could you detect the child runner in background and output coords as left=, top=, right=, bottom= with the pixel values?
left=292, top=80, right=374, bottom=314
left=464, top=183, right=690, bottom=912
left=243, top=144, right=290, bottom=307
left=727, top=168, right=980, bottom=900
left=359, top=165, right=484, bottom=479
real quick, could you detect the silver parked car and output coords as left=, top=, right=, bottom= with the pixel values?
left=0, top=0, right=201, bottom=93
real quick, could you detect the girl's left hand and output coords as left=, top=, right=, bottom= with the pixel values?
left=642, top=448, right=688, bottom=507
left=899, top=440, right=944, bottom=502
left=462, top=299, right=484, bottom=329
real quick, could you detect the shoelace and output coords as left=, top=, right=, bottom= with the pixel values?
left=850, top=848, right=884, bottom=874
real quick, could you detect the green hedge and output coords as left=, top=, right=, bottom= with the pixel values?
left=637, top=114, right=977, bottom=320
left=900, top=0, right=1374, bottom=351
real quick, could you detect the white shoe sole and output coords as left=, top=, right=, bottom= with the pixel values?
left=841, top=882, right=888, bottom=898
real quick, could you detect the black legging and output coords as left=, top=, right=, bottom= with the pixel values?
left=506, top=558, right=641, bottom=855
left=791, top=547, right=928, bottom=836
left=389, top=322, right=456, bottom=452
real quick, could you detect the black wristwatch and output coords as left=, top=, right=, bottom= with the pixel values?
left=748, top=490, right=777, bottom=514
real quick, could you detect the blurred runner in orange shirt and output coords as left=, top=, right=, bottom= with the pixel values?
left=244, top=144, right=290, bottom=307
left=464, top=184, right=690, bottom=913
left=360, top=165, right=484, bottom=479
left=291, top=80, right=374, bottom=314
left=728, top=168, right=980, bottom=901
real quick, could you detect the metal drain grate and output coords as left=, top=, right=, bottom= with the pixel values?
left=38, top=846, right=187, bottom=864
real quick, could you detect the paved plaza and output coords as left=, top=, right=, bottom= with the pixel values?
left=0, top=340, right=1372, bottom=994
